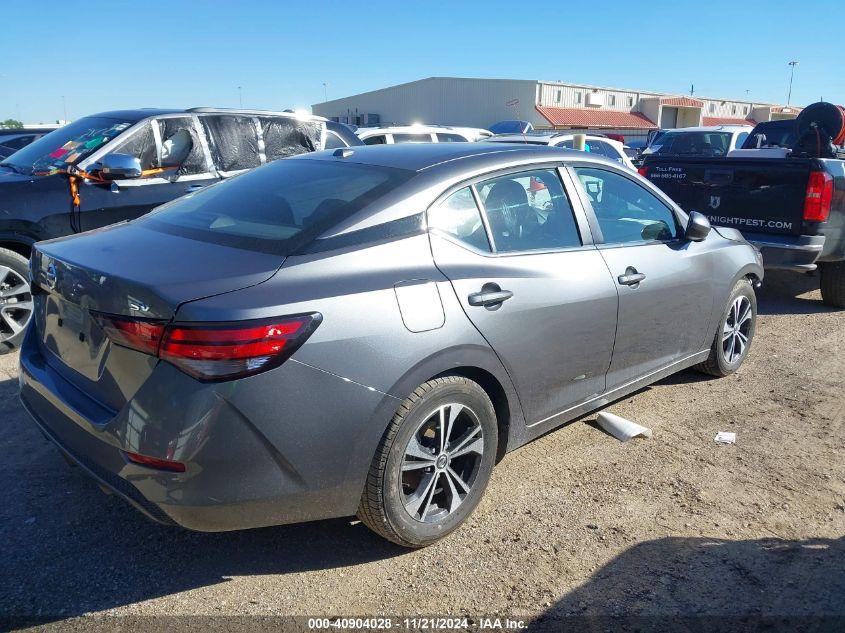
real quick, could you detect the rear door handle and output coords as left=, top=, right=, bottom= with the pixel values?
left=618, top=267, right=646, bottom=287
left=468, top=288, right=513, bottom=308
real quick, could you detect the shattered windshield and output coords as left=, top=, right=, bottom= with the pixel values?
left=0, top=116, right=135, bottom=175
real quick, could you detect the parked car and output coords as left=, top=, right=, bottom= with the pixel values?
left=0, top=127, right=58, bottom=161
left=0, top=108, right=361, bottom=352
left=356, top=125, right=478, bottom=144
left=483, top=132, right=637, bottom=170
left=641, top=125, right=753, bottom=158
left=639, top=104, right=845, bottom=307
left=19, top=143, right=762, bottom=547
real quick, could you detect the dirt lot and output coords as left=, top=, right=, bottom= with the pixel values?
left=1, top=271, right=843, bottom=630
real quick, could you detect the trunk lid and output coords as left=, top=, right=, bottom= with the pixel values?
left=31, top=222, right=285, bottom=412
left=643, top=156, right=814, bottom=236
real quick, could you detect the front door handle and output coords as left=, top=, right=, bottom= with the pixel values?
left=618, top=267, right=646, bottom=287
left=185, top=184, right=206, bottom=193
left=468, top=284, right=513, bottom=309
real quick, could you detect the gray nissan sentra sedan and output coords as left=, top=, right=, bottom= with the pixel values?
left=19, top=143, right=763, bottom=547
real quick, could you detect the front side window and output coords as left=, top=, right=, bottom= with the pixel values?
left=363, top=135, right=386, bottom=145
left=392, top=133, right=432, bottom=144
left=476, top=169, right=581, bottom=253
left=428, top=187, right=489, bottom=251
left=141, top=159, right=413, bottom=255
left=733, top=132, right=749, bottom=149
left=574, top=167, right=679, bottom=244
left=109, top=121, right=158, bottom=171
left=157, top=117, right=208, bottom=175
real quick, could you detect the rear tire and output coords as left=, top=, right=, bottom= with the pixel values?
left=695, top=278, right=757, bottom=377
left=819, top=261, right=845, bottom=308
left=0, top=247, right=32, bottom=355
left=357, top=376, right=498, bottom=548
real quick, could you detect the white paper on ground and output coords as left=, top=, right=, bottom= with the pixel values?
left=714, top=431, right=737, bottom=444
left=595, top=412, right=653, bottom=442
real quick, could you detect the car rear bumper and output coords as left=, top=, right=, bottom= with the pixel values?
left=18, top=326, right=396, bottom=532
left=744, top=232, right=826, bottom=271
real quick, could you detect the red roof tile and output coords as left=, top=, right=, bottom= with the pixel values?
left=536, top=106, right=656, bottom=129
left=661, top=96, right=704, bottom=108
left=702, top=117, right=757, bottom=127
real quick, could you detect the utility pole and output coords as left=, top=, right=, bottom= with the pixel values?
left=61, top=95, right=67, bottom=122
left=323, top=82, right=329, bottom=102
left=787, top=61, right=799, bottom=105
left=238, top=86, right=243, bottom=109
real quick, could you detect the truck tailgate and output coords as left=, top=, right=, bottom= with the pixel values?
left=644, top=158, right=812, bottom=236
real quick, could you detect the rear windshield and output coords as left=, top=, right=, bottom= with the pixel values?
left=140, top=158, right=413, bottom=255
left=651, top=131, right=733, bottom=157
left=741, top=121, right=797, bottom=149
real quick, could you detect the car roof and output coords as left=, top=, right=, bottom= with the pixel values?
left=485, top=132, right=611, bottom=144
left=663, top=125, right=753, bottom=133
left=298, top=142, right=609, bottom=173
left=356, top=125, right=466, bottom=136
left=84, top=108, right=327, bottom=123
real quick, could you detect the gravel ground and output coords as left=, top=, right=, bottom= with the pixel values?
left=0, top=271, right=843, bottom=630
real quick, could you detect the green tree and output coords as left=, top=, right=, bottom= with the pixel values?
left=1, top=119, right=24, bottom=129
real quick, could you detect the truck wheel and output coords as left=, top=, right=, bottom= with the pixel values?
left=695, top=278, right=757, bottom=377
left=0, top=248, right=33, bottom=355
left=357, top=376, right=498, bottom=548
left=819, top=261, right=845, bottom=308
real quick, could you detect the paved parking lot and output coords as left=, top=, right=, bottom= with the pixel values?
left=1, top=271, right=843, bottom=628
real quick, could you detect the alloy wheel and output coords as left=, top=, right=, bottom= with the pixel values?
left=0, top=265, right=33, bottom=344
left=722, top=295, right=752, bottom=364
left=400, top=403, right=484, bottom=524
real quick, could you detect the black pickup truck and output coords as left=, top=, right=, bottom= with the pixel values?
left=640, top=118, right=845, bottom=308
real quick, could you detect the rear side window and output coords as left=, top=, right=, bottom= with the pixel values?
left=323, top=131, right=347, bottom=149
left=259, top=116, right=321, bottom=161
left=574, top=167, right=679, bottom=244
left=476, top=169, right=581, bottom=253
left=141, top=159, right=413, bottom=255
left=363, top=135, right=386, bottom=145
left=200, top=115, right=261, bottom=171
left=436, top=133, right=468, bottom=142
left=392, top=133, right=432, bottom=143
left=428, top=187, right=490, bottom=252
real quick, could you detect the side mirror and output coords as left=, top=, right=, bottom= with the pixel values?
left=685, top=211, right=711, bottom=242
left=96, top=153, right=142, bottom=180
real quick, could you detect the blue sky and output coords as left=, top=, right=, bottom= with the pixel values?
left=2, top=0, right=843, bottom=123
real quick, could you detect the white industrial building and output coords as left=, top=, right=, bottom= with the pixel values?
left=313, top=77, right=801, bottom=140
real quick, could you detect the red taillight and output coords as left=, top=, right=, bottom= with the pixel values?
left=803, top=171, right=834, bottom=222
left=94, top=312, right=321, bottom=382
left=93, top=314, right=166, bottom=355
left=123, top=450, right=186, bottom=472
left=637, top=166, right=649, bottom=178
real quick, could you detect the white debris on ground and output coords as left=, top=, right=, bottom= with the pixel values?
left=596, top=411, right=653, bottom=442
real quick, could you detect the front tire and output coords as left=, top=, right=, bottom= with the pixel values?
left=695, top=278, right=757, bottom=377
left=819, top=261, right=845, bottom=308
left=358, top=376, right=498, bottom=548
left=0, top=247, right=33, bottom=355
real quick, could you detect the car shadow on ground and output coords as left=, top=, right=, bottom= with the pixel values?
left=756, top=269, right=839, bottom=316
left=0, top=376, right=405, bottom=622
left=530, top=535, right=845, bottom=632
